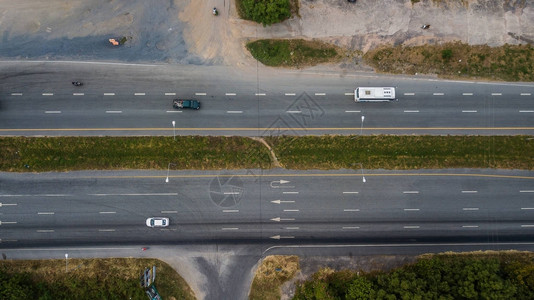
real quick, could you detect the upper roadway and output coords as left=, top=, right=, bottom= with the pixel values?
left=1, top=61, right=533, bottom=136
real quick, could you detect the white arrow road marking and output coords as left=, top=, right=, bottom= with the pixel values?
left=270, top=217, right=295, bottom=222
left=270, top=235, right=295, bottom=239
left=271, top=200, right=295, bottom=204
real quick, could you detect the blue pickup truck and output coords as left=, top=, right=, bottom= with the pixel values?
left=173, top=99, right=200, bottom=110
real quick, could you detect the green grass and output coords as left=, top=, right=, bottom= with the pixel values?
left=0, top=258, right=196, bottom=300
left=1, top=136, right=533, bottom=172
left=364, top=42, right=534, bottom=81
left=246, top=39, right=340, bottom=68
left=0, top=136, right=271, bottom=172
left=264, top=135, right=534, bottom=170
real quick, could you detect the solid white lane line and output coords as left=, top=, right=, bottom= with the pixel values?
left=165, top=93, right=176, bottom=96
left=222, top=227, right=239, bottom=230
left=227, top=111, right=243, bottom=114
left=166, top=111, right=182, bottom=113
left=462, top=110, right=477, bottom=113
left=345, top=92, right=355, bottom=96
left=225, top=93, right=236, bottom=96
left=105, top=111, right=122, bottom=114
left=463, top=208, right=479, bottom=211
left=404, top=93, right=415, bottom=96
left=0, top=194, right=69, bottom=197
left=521, top=225, right=534, bottom=228
left=343, top=192, right=359, bottom=194
left=521, top=208, right=534, bottom=210
left=99, top=211, right=116, bottom=214
left=345, top=111, right=361, bottom=113
left=520, top=190, right=534, bottom=193
left=134, top=93, right=145, bottom=96
left=433, top=93, right=444, bottom=96
left=11, top=93, right=23, bottom=96
left=99, top=229, right=115, bottom=232
left=161, top=210, right=178, bottom=214
left=286, top=110, right=302, bottom=114
left=343, top=209, right=360, bottom=212
left=285, top=227, right=300, bottom=230
left=283, top=209, right=300, bottom=212
left=403, top=191, right=419, bottom=194
left=73, top=93, right=84, bottom=96
left=519, top=110, right=534, bottom=113
left=282, top=192, right=299, bottom=194
left=37, top=212, right=55, bottom=215
left=462, top=225, right=479, bottom=228
left=315, top=93, right=326, bottom=96
left=461, top=190, right=478, bottom=193
left=195, top=92, right=207, bottom=96
left=223, top=209, right=239, bottom=213
left=37, top=230, right=54, bottom=233
left=255, top=93, right=266, bottom=96
left=90, top=193, right=177, bottom=196
left=404, top=226, right=420, bottom=229
left=520, top=93, right=531, bottom=96
left=103, top=93, right=115, bottom=96
left=404, top=110, right=419, bottom=113
left=342, top=226, right=360, bottom=229
left=45, top=111, right=61, bottom=114
left=42, top=93, right=54, bottom=96
left=491, top=93, right=502, bottom=96
left=462, top=93, right=474, bottom=96
left=285, top=93, right=296, bottom=96
left=404, top=208, right=420, bottom=211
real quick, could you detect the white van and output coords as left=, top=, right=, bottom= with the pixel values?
left=354, top=87, right=396, bottom=102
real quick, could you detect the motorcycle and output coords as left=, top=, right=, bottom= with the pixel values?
left=213, top=7, right=218, bottom=16
left=421, top=24, right=430, bottom=29
left=72, top=81, right=83, bottom=86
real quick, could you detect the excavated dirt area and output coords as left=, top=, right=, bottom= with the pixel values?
left=1, top=0, right=533, bottom=69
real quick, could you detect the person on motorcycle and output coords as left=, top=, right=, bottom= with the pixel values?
left=213, top=7, right=218, bottom=15
left=72, top=81, right=82, bottom=86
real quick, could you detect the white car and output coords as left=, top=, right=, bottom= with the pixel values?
left=146, top=217, right=169, bottom=228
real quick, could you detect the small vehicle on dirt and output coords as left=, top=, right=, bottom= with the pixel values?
left=173, top=99, right=200, bottom=110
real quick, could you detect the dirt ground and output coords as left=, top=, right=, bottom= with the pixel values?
left=1, top=0, right=533, bottom=69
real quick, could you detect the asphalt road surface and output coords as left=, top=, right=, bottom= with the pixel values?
left=1, top=61, right=534, bottom=136
left=2, top=169, right=534, bottom=247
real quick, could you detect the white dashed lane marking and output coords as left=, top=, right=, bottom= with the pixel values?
left=45, top=111, right=61, bottom=114
left=104, top=93, right=115, bottom=96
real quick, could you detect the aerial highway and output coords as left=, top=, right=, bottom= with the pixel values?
left=1, top=61, right=534, bottom=136
left=1, top=169, right=534, bottom=248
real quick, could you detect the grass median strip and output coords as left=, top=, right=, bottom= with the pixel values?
left=0, top=135, right=533, bottom=172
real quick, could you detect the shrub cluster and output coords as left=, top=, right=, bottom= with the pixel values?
left=237, top=0, right=291, bottom=26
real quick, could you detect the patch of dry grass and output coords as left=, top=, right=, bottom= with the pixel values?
left=0, top=258, right=196, bottom=300
left=364, top=42, right=534, bottom=81
left=250, top=255, right=300, bottom=300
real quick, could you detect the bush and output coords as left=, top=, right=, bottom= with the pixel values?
left=238, top=0, right=291, bottom=26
